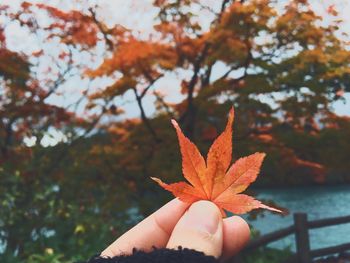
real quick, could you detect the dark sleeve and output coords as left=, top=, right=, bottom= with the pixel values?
left=86, top=247, right=218, bottom=263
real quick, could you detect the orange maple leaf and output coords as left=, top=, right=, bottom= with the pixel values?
left=151, top=108, right=282, bottom=216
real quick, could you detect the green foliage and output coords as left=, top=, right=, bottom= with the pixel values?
left=241, top=247, right=294, bottom=263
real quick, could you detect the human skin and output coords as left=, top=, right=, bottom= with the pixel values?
left=101, top=199, right=250, bottom=260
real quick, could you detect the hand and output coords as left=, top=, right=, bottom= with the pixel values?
left=101, top=199, right=250, bottom=260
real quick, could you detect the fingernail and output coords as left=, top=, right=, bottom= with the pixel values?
left=183, top=201, right=220, bottom=234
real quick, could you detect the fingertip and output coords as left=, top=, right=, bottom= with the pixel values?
left=101, top=198, right=189, bottom=258
left=154, top=198, right=190, bottom=234
left=222, top=216, right=250, bottom=260
left=167, top=200, right=223, bottom=258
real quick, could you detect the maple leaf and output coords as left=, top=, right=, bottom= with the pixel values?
left=151, top=108, right=282, bottom=217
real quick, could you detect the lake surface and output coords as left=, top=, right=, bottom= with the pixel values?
left=244, top=185, right=350, bottom=251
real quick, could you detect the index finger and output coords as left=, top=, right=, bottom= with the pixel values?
left=101, top=198, right=190, bottom=257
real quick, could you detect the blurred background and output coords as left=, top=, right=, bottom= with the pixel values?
left=0, top=0, right=349, bottom=262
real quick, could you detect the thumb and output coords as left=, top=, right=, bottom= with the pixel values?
left=166, top=200, right=223, bottom=258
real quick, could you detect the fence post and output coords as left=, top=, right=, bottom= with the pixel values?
left=294, top=213, right=311, bottom=263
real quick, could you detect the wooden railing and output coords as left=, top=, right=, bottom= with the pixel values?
left=234, top=213, right=350, bottom=263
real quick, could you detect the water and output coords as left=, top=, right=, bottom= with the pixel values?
left=244, top=185, right=350, bottom=251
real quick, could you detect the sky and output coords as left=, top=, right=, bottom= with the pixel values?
left=2, top=0, right=350, bottom=145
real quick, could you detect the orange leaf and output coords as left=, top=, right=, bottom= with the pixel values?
left=213, top=152, right=266, bottom=199
left=215, top=193, right=281, bottom=215
left=152, top=107, right=282, bottom=216
left=206, top=108, right=234, bottom=199
left=171, top=120, right=207, bottom=197
left=150, top=178, right=205, bottom=203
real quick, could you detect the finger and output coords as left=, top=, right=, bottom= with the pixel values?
left=166, top=200, right=223, bottom=258
left=221, top=216, right=250, bottom=261
left=101, top=198, right=190, bottom=257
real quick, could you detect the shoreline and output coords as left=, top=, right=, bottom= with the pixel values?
left=251, top=182, right=350, bottom=191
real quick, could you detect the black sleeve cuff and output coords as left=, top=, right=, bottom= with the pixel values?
left=86, top=247, right=218, bottom=263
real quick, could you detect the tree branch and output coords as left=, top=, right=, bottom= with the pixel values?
left=140, top=71, right=163, bottom=99
left=180, top=42, right=210, bottom=123
left=0, top=117, right=15, bottom=157
left=153, top=91, right=174, bottom=118
left=88, top=7, right=114, bottom=51
left=201, top=63, right=213, bottom=88
left=132, top=87, right=161, bottom=143
left=218, top=0, right=231, bottom=22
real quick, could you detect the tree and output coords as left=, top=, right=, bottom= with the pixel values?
left=0, top=0, right=350, bottom=261
left=86, top=0, right=350, bottom=184
left=0, top=4, right=105, bottom=260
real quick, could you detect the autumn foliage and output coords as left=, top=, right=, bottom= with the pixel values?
left=0, top=0, right=350, bottom=261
